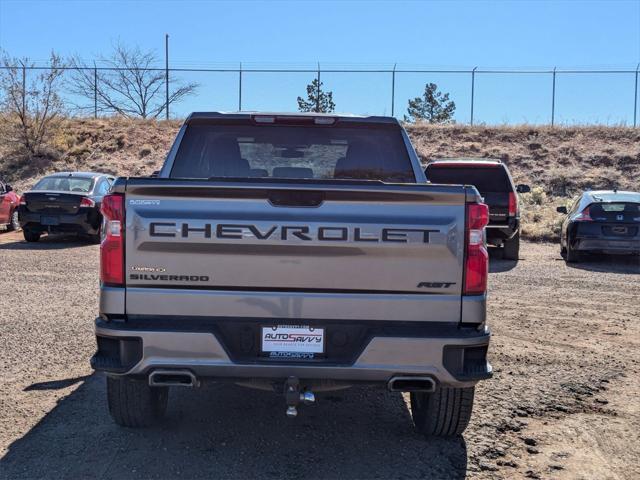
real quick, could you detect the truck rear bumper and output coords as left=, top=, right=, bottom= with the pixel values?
left=485, top=218, right=519, bottom=244
left=92, top=318, right=492, bottom=388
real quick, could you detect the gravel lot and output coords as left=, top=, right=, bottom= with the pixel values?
left=0, top=232, right=638, bottom=479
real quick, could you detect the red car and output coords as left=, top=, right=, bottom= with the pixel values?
left=0, top=178, right=20, bottom=231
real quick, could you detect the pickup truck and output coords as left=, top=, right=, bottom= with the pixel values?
left=91, top=112, right=491, bottom=437
left=424, top=159, right=530, bottom=260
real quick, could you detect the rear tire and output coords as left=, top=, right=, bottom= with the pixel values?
left=410, top=387, right=475, bottom=437
left=23, top=229, right=41, bottom=242
left=106, top=376, right=168, bottom=428
left=9, top=210, right=20, bottom=231
left=565, top=242, right=580, bottom=263
left=502, top=231, right=520, bottom=260
left=88, top=225, right=101, bottom=244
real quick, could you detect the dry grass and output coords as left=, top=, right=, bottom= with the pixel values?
left=1, top=119, right=638, bottom=241
left=0, top=117, right=181, bottom=192
left=408, top=123, right=640, bottom=241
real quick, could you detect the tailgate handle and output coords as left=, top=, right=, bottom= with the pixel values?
left=268, top=190, right=324, bottom=207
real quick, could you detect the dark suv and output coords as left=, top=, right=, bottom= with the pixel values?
left=425, top=159, right=530, bottom=260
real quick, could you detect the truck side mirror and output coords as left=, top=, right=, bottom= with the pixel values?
left=556, top=206, right=567, bottom=214
left=516, top=184, right=530, bottom=193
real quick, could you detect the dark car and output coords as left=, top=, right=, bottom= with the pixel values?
left=18, top=172, right=115, bottom=243
left=557, top=190, right=640, bottom=263
left=0, top=178, right=21, bottom=231
left=424, top=158, right=530, bottom=260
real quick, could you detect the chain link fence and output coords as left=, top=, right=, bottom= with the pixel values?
left=2, top=63, right=639, bottom=126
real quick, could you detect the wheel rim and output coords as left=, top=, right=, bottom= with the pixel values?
left=11, top=211, right=19, bottom=229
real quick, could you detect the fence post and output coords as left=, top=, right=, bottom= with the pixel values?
left=165, top=34, right=169, bottom=120
left=316, top=63, right=321, bottom=113
left=551, top=67, right=557, bottom=126
left=634, top=63, right=639, bottom=128
left=470, top=66, right=477, bottom=125
left=93, top=63, right=98, bottom=119
left=20, top=61, right=26, bottom=115
left=238, top=62, right=243, bottom=111
left=391, top=63, right=396, bottom=117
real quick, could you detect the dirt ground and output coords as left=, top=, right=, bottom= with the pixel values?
left=0, top=232, right=638, bottom=479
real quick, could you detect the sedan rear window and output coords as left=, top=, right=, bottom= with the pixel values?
left=599, top=203, right=630, bottom=212
left=589, top=202, right=640, bottom=220
left=425, top=164, right=511, bottom=193
left=33, top=176, right=94, bottom=192
left=170, top=123, right=415, bottom=183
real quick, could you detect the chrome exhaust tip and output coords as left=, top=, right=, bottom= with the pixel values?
left=387, top=376, right=436, bottom=393
left=149, top=369, right=199, bottom=388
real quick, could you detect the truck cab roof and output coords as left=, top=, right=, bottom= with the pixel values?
left=185, top=111, right=401, bottom=126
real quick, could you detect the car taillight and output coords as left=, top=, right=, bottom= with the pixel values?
left=19, top=196, right=26, bottom=205
left=464, top=202, right=489, bottom=295
left=574, top=206, right=592, bottom=222
left=80, top=197, right=95, bottom=207
left=100, top=193, right=124, bottom=286
left=508, top=192, right=517, bottom=217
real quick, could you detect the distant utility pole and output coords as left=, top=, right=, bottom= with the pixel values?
left=165, top=34, right=169, bottom=120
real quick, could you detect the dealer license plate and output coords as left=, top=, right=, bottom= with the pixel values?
left=261, top=325, right=325, bottom=358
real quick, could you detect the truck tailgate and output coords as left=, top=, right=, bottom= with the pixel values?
left=122, top=179, right=469, bottom=319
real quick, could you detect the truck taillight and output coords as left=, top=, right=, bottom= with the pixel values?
left=508, top=192, right=517, bottom=217
left=100, top=193, right=124, bottom=286
left=464, top=202, right=489, bottom=295
left=19, top=196, right=26, bottom=206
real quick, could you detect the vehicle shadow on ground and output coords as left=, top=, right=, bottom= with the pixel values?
left=0, top=233, right=91, bottom=250
left=565, top=253, right=640, bottom=274
left=488, top=247, right=517, bottom=273
left=23, top=375, right=91, bottom=392
left=1, top=374, right=468, bottom=479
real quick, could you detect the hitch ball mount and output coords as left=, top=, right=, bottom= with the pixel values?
left=284, top=376, right=315, bottom=417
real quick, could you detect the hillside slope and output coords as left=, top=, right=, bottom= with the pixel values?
left=1, top=119, right=638, bottom=240
left=407, top=124, right=640, bottom=240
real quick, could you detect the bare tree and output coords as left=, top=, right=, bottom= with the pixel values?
left=0, top=50, right=66, bottom=156
left=69, top=43, right=197, bottom=119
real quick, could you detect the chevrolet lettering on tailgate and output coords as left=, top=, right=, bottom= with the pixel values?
left=149, top=222, right=439, bottom=243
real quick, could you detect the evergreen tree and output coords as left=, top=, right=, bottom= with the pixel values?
left=405, top=83, right=455, bottom=123
left=297, top=79, right=335, bottom=113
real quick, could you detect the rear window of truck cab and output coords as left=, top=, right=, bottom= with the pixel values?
left=425, top=163, right=511, bottom=193
left=169, top=123, right=416, bottom=183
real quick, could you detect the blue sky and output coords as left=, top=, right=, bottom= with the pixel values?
left=1, top=0, right=639, bottom=124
